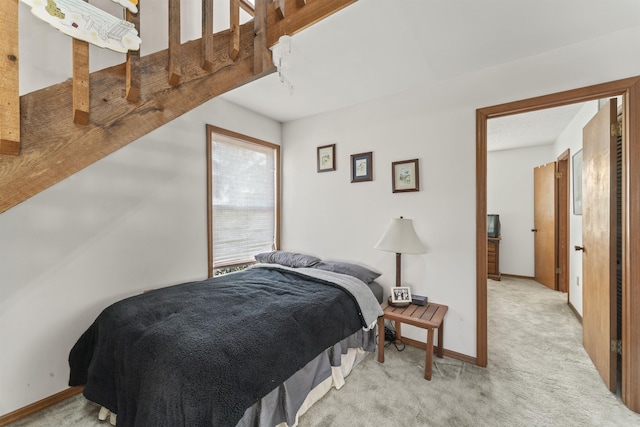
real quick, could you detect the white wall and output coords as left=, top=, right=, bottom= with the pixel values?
left=487, top=145, right=555, bottom=277
left=1, top=94, right=279, bottom=420
left=280, top=26, right=640, bottom=356
left=282, top=103, right=477, bottom=353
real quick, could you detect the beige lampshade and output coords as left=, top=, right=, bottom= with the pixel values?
left=374, top=217, right=426, bottom=254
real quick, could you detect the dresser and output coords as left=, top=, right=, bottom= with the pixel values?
left=488, top=237, right=501, bottom=281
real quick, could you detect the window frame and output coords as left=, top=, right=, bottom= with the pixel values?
left=206, top=124, right=280, bottom=278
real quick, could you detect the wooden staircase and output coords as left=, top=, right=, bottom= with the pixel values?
left=0, top=0, right=356, bottom=214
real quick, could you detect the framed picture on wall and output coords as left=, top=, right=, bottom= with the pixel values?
left=350, top=152, right=373, bottom=182
left=317, top=144, right=336, bottom=172
left=572, top=149, right=582, bottom=215
left=392, top=159, right=420, bottom=193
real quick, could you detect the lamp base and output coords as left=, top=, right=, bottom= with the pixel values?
left=387, top=296, right=410, bottom=308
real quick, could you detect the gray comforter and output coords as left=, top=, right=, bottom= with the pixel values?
left=69, top=265, right=382, bottom=427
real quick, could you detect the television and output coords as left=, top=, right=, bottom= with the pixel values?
left=487, top=214, right=501, bottom=238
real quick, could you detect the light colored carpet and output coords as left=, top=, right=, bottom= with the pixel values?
left=8, top=277, right=640, bottom=426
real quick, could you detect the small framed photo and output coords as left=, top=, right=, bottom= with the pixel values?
left=392, top=159, right=420, bottom=193
left=391, top=286, right=412, bottom=304
left=350, top=151, right=373, bottom=183
left=317, top=144, right=336, bottom=172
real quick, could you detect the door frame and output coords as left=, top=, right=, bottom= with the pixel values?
left=557, top=149, right=570, bottom=295
left=476, top=76, right=640, bottom=412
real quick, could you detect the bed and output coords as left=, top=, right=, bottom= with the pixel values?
left=68, top=251, right=384, bottom=427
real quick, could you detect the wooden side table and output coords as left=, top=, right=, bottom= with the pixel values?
left=377, top=301, right=448, bottom=380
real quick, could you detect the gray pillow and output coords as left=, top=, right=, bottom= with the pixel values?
left=312, top=261, right=381, bottom=284
left=254, top=251, right=321, bottom=268
left=368, top=281, right=384, bottom=304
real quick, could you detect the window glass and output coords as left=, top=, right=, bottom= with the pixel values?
left=207, top=126, right=279, bottom=273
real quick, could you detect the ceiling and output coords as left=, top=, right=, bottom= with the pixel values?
left=486, top=103, right=586, bottom=152
left=220, top=0, right=640, bottom=149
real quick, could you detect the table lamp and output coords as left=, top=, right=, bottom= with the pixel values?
left=374, top=216, right=426, bottom=287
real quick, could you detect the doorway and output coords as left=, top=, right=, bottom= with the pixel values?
left=486, top=109, right=573, bottom=294
left=475, top=76, right=640, bottom=413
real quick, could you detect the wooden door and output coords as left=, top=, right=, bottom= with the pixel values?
left=582, top=99, right=617, bottom=392
left=533, top=162, right=557, bottom=290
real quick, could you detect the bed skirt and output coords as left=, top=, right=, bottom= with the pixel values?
left=95, top=328, right=376, bottom=426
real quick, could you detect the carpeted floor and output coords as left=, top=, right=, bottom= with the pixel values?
left=8, top=277, right=640, bottom=426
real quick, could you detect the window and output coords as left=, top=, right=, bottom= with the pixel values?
left=206, top=125, right=280, bottom=277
